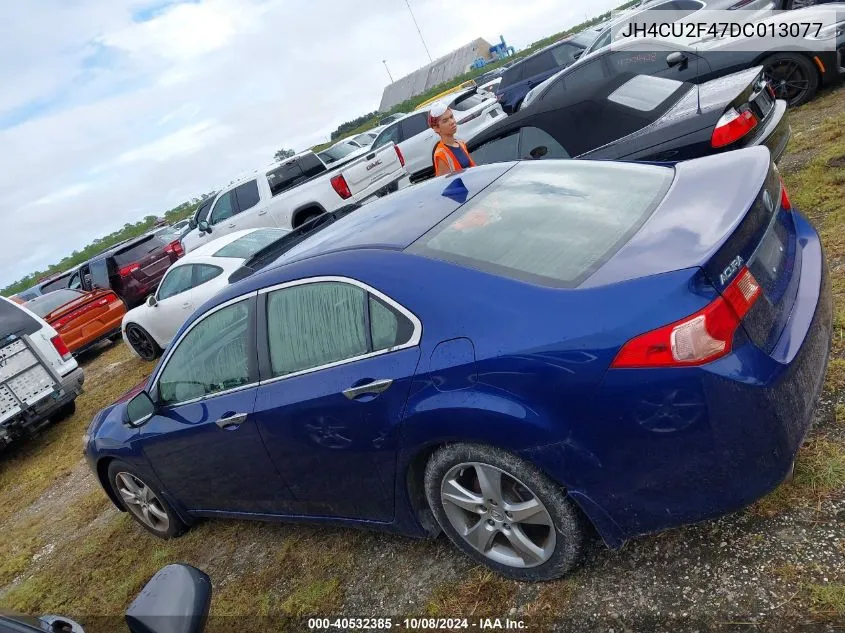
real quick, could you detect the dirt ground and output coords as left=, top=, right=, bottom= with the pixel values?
left=1, top=85, right=844, bottom=633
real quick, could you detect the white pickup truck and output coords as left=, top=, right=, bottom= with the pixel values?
left=182, top=143, right=408, bottom=253
left=0, top=297, right=84, bottom=450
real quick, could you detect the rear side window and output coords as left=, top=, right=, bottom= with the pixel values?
left=401, top=114, right=428, bottom=139
left=408, top=161, right=673, bottom=287
left=234, top=180, right=260, bottom=212
left=113, top=236, right=165, bottom=268
left=550, top=43, right=582, bottom=68
left=520, top=51, right=555, bottom=80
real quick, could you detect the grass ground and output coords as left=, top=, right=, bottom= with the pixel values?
left=0, top=84, right=844, bottom=630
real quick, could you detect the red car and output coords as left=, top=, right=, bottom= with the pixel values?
left=26, top=288, right=127, bottom=355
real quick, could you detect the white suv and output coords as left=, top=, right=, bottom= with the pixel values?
left=0, top=296, right=84, bottom=450
left=371, top=88, right=506, bottom=182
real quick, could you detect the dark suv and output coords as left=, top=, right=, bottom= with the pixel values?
left=494, top=32, right=594, bottom=114
left=68, top=233, right=184, bottom=308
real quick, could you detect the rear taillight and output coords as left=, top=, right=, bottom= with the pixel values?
left=779, top=176, right=792, bottom=211
left=458, top=110, right=482, bottom=124
left=611, top=267, right=761, bottom=368
left=50, top=335, right=72, bottom=362
left=395, top=145, right=405, bottom=167
left=711, top=107, right=759, bottom=148
left=164, top=240, right=184, bottom=258
left=330, top=174, right=352, bottom=200
left=119, top=263, right=140, bottom=278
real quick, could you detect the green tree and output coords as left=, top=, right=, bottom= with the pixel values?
left=274, top=148, right=296, bottom=162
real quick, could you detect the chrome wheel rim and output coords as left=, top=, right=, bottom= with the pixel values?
left=126, top=325, right=155, bottom=360
left=440, top=462, right=555, bottom=568
left=115, top=472, right=169, bottom=532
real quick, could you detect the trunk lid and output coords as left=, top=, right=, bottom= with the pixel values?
left=47, top=290, right=117, bottom=334
left=583, top=146, right=796, bottom=355
left=340, top=142, right=404, bottom=195
left=114, top=235, right=175, bottom=285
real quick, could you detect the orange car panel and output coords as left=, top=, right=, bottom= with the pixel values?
left=46, top=290, right=126, bottom=353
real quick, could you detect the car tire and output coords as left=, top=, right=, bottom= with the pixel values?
left=53, top=401, right=76, bottom=421
left=424, top=443, right=590, bottom=581
left=294, top=210, right=322, bottom=229
left=107, top=460, right=187, bottom=539
left=760, top=53, right=819, bottom=107
left=125, top=324, right=161, bottom=361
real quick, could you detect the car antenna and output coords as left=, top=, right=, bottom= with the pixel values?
left=695, top=44, right=702, bottom=115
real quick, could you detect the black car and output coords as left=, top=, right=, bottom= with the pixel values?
left=493, top=31, right=595, bottom=113
left=560, top=7, right=845, bottom=108
left=468, top=63, right=790, bottom=166
left=0, top=564, right=210, bottom=633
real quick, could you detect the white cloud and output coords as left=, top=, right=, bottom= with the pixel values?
left=0, top=0, right=620, bottom=288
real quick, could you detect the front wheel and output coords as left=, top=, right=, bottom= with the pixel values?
left=125, top=324, right=161, bottom=361
left=107, top=460, right=186, bottom=539
left=761, top=53, right=819, bottom=107
left=424, top=443, right=591, bottom=581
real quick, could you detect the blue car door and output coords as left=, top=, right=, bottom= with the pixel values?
left=252, top=278, right=422, bottom=522
left=135, top=295, right=295, bottom=514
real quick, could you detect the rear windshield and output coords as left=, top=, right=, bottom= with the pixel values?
left=320, top=143, right=359, bottom=163
left=26, top=289, right=82, bottom=317
left=113, top=235, right=167, bottom=268
left=407, top=161, right=673, bottom=287
left=451, top=92, right=488, bottom=112
left=213, top=228, right=289, bottom=259
left=0, top=298, right=41, bottom=338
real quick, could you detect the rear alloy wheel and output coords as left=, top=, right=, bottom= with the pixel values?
left=761, top=53, right=819, bottom=107
left=125, top=324, right=161, bottom=361
left=107, top=460, right=186, bottom=539
left=424, top=443, right=590, bottom=581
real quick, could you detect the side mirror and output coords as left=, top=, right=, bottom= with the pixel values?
left=198, top=220, right=211, bottom=234
left=147, top=295, right=158, bottom=308
left=126, top=564, right=212, bottom=633
left=573, top=50, right=583, bottom=59
left=124, top=391, right=156, bottom=427
left=666, top=52, right=688, bottom=69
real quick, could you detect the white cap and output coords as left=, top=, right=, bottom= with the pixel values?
left=429, top=102, right=448, bottom=118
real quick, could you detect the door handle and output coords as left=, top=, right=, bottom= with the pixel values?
left=343, top=379, right=393, bottom=400
left=215, top=413, right=248, bottom=430
left=258, top=209, right=268, bottom=216
left=227, top=223, right=237, bottom=229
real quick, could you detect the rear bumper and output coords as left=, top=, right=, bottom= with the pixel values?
left=754, top=99, right=790, bottom=163
left=0, top=367, right=84, bottom=446
left=530, top=209, right=831, bottom=547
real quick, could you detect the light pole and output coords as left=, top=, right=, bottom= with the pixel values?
left=382, top=59, right=394, bottom=83
left=404, top=0, right=433, bottom=63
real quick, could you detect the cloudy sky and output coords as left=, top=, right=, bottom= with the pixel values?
left=0, top=0, right=620, bottom=288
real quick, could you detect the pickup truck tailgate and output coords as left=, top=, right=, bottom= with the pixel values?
left=0, top=337, right=58, bottom=424
left=342, top=144, right=404, bottom=198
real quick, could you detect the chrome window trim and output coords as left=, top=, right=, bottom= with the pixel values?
left=151, top=292, right=258, bottom=407
left=258, top=275, right=423, bottom=385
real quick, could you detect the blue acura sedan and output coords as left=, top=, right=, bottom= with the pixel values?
left=84, top=146, right=831, bottom=580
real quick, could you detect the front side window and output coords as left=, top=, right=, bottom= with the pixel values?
left=210, top=191, right=237, bottom=225
left=157, top=265, right=194, bottom=300
left=519, top=127, right=570, bottom=160
left=550, top=43, right=582, bottom=68
left=266, top=281, right=415, bottom=378
left=195, top=197, right=215, bottom=224
left=158, top=300, right=253, bottom=405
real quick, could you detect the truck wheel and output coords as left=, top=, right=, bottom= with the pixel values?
left=294, top=210, right=322, bottom=228
left=54, top=401, right=76, bottom=421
